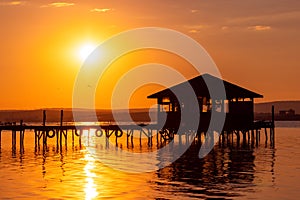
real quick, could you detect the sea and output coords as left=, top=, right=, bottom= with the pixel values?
left=0, top=121, right=299, bottom=199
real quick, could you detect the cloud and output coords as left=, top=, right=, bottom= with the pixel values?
left=185, top=24, right=206, bottom=33
left=221, top=26, right=229, bottom=31
left=41, top=2, right=74, bottom=8
left=90, top=8, right=113, bottom=13
left=191, top=9, right=199, bottom=13
left=0, top=1, right=26, bottom=6
left=189, top=30, right=199, bottom=33
left=186, top=25, right=205, bottom=29
left=248, top=25, right=272, bottom=31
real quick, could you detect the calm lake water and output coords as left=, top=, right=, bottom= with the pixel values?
left=0, top=121, right=299, bottom=199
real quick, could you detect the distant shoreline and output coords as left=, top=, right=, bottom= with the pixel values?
left=1, top=99, right=300, bottom=122
left=255, top=113, right=300, bottom=121
left=0, top=109, right=299, bottom=123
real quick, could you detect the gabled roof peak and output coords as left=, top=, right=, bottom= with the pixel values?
left=148, top=73, right=263, bottom=99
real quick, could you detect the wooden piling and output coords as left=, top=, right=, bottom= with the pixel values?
left=271, top=105, right=275, bottom=145
left=43, top=131, right=47, bottom=147
left=43, top=110, right=46, bottom=126
left=72, top=129, right=74, bottom=146
left=12, top=130, right=17, bottom=153
left=256, top=130, right=260, bottom=146
left=272, top=105, right=275, bottom=127
left=56, top=129, right=59, bottom=149
left=265, top=128, right=268, bottom=144
left=60, top=110, right=63, bottom=126
left=79, top=130, right=82, bottom=148
left=34, top=130, right=37, bottom=149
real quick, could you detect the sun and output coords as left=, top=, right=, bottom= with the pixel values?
left=78, top=43, right=97, bottom=62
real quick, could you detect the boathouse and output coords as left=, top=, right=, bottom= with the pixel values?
left=147, top=74, right=263, bottom=131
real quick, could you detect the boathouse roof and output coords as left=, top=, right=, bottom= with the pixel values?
left=147, top=73, right=263, bottom=100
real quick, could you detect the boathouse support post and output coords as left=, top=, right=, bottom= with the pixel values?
left=236, top=131, right=240, bottom=146
left=222, top=131, right=226, bottom=146
left=251, top=130, right=254, bottom=143
left=251, top=130, right=254, bottom=147
left=242, top=131, right=247, bottom=146
left=256, top=129, right=259, bottom=147
left=247, top=131, right=250, bottom=144
left=265, top=128, right=268, bottom=145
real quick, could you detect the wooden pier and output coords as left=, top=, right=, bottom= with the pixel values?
left=0, top=108, right=275, bottom=154
left=0, top=74, right=278, bottom=154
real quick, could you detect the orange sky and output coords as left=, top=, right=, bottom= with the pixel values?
left=0, top=0, right=299, bottom=109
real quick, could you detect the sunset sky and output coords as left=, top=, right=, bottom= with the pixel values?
left=0, top=0, right=299, bottom=109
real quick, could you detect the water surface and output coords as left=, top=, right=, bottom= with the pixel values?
left=0, top=121, right=299, bottom=199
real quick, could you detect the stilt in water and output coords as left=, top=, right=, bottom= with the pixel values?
left=270, top=127, right=275, bottom=147
left=0, top=130, right=2, bottom=150
left=56, top=129, right=60, bottom=150
left=247, top=130, right=250, bottom=145
left=72, top=129, right=75, bottom=147
left=265, top=128, right=268, bottom=146
left=271, top=105, right=275, bottom=147
left=79, top=130, right=82, bottom=148
left=42, top=130, right=47, bottom=151
left=59, top=110, right=64, bottom=150
left=12, top=130, right=17, bottom=154
left=256, top=129, right=260, bottom=147
left=20, top=120, right=25, bottom=154
left=236, top=130, right=240, bottom=147
left=34, top=130, right=38, bottom=151
left=242, top=131, right=247, bottom=146
left=42, top=110, right=47, bottom=151
left=251, top=129, right=254, bottom=147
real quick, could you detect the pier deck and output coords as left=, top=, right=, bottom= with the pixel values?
left=0, top=110, right=275, bottom=152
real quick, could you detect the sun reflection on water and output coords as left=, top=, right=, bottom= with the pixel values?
left=84, top=153, right=99, bottom=200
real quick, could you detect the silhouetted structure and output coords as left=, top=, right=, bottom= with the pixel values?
left=279, top=109, right=295, bottom=116
left=0, top=74, right=275, bottom=152
left=148, top=74, right=263, bottom=131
